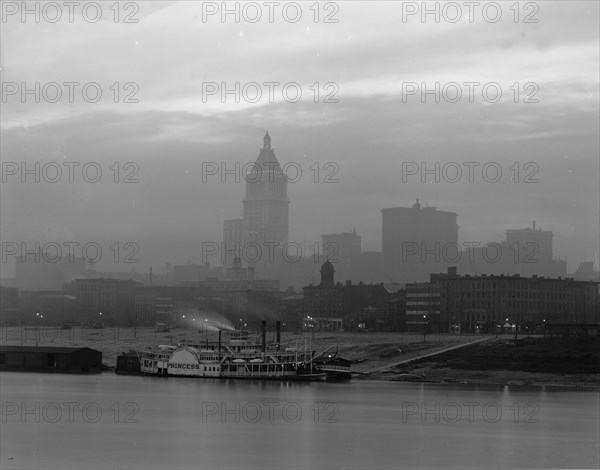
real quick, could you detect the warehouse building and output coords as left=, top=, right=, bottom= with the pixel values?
left=0, top=346, right=102, bottom=373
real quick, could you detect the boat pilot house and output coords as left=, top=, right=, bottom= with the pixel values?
left=0, top=346, right=102, bottom=373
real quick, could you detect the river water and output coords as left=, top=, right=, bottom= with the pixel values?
left=1, top=372, right=598, bottom=469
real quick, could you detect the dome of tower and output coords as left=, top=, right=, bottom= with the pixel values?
left=321, top=260, right=334, bottom=272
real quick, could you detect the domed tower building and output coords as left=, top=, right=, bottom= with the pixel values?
left=303, top=261, right=344, bottom=323
left=319, top=260, right=335, bottom=287
left=223, top=132, right=290, bottom=270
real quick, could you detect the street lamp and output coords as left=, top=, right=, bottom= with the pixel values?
left=542, top=318, right=546, bottom=335
left=422, top=315, right=427, bottom=343
left=34, top=313, right=42, bottom=344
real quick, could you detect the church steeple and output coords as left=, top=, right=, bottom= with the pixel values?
left=263, top=131, right=271, bottom=150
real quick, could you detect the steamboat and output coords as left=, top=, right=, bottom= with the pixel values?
left=139, top=323, right=327, bottom=381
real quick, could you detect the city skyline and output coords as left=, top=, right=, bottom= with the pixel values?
left=0, top=174, right=584, bottom=287
left=0, top=131, right=594, bottom=280
left=2, top=4, right=599, bottom=470
left=1, top=1, right=598, bottom=276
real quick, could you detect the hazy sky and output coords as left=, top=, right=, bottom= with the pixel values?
left=1, top=1, right=598, bottom=275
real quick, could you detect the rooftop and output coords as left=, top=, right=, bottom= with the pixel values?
left=0, top=346, right=101, bottom=354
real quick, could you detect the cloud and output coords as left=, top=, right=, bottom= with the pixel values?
left=1, top=1, right=598, bottom=274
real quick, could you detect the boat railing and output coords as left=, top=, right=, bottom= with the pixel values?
left=320, top=364, right=350, bottom=371
left=139, top=346, right=174, bottom=361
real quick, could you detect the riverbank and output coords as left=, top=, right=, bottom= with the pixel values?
left=0, top=325, right=479, bottom=369
left=1, top=326, right=598, bottom=388
left=363, top=336, right=600, bottom=390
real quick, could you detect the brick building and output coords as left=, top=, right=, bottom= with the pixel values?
left=303, top=261, right=391, bottom=330
left=426, top=267, right=600, bottom=334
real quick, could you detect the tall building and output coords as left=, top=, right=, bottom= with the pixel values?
left=505, top=221, right=553, bottom=264
left=321, top=228, right=361, bottom=281
left=459, top=221, right=566, bottom=278
left=0, top=286, right=19, bottom=321
left=382, top=199, right=459, bottom=283
left=223, top=132, right=290, bottom=271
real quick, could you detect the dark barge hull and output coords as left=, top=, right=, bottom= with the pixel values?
left=115, top=352, right=141, bottom=375
left=323, top=370, right=352, bottom=381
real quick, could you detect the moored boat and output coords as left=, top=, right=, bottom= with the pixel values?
left=138, top=331, right=324, bottom=381
left=311, top=342, right=353, bottom=380
left=314, top=357, right=353, bottom=381
left=115, top=350, right=141, bottom=375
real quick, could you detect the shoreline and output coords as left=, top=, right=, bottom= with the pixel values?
left=2, top=327, right=598, bottom=390
left=359, top=335, right=600, bottom=390
left=358, top=367, right=600, bottom=391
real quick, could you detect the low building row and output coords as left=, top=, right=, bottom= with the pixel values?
left=2, top=263, right=598, bottom=334
left=406, top=267, right=600, bottom=333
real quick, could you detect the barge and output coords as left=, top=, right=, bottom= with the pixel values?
left=314, top=356, right=352, bottom=381
left=115, top=350, right=141, bottom=375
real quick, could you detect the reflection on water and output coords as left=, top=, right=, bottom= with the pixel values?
left=1, top=372, right=598, bottom=469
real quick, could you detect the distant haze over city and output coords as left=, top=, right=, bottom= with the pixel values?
left=1, top=1, right=598, bottom=276
left=2, top=6, right=600, bottom=470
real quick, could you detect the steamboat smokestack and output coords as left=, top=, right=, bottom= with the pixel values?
left=276, top=321, right=281, bottom=345
left=261, top=320, right=267, bottom=353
